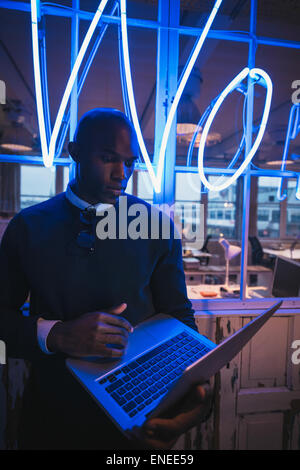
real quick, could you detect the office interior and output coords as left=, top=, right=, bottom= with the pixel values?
left=0, top=0, right=299, bottom=450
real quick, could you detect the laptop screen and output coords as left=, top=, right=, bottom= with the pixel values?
left=272, top=256, right=300, bottom=297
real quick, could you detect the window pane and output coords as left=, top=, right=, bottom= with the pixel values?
left=125, top=173, right=133, bottom=195
left=286, top=179, right=300, bottom=238
left=257, top=177, right=280, bottom=238
left=175, top=173, right=201, bottom=201
left=207, top=176, right=237, bottom=239
left=137, top=171, right=153, bottom=203
left=63, top=167, right=70, bottom=191
left=21, top=165, right=56, bottom=209
left=175, top=173, right=202, bottom=246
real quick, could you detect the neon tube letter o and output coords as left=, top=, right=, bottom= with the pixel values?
left=197, top=67, right=273, bottom=192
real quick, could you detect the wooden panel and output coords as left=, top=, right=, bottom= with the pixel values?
left=188, top=315, right=217, bottom=449
left=194, top=315, right=216, bottom=343
left=217, top=316, right=242, bottom=450
left=238, top=412, right=284, bottom=450
left=289, top=315, right=300, bottom=390
left=237, top=388, right=300, bottom=414
left=241, top=317, right=289, bottom=388
left=290, top=408, right=300, bottom=450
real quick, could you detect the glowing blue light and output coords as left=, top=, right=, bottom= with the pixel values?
left=120, top=0, right=223, bottom=193
left=31, top=0, right=109, bottom=167
left=296, top=177, right=300, bottom=200
left=197, top=67, right=273, bottom=192
left=30, top=0, right=282, bottom=199
left=119, top=0, right=157, bottom=190
left=277, top=103, right=300, bottom=201
left=31, top=0, right=48, bottom=165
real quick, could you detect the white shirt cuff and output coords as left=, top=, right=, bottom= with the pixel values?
left=37, top=318, right=61, bottom=354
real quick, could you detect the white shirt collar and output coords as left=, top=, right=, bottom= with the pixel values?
left=66, top=180, right=113, bottom=214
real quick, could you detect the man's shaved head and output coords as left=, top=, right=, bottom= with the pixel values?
left=68, top=108, right=139, bottom=204
left=73, top=108, right=137, bottom=151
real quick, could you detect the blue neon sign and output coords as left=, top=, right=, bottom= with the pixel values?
left=30, top=0, right=298, bottom=197
left=31, top=0, right=110, bottom=167
left=277, top=103, right=300, bottom=201
left=120, top=0, right=223, bottom=193
left=197, top=67, right=273, bottom=192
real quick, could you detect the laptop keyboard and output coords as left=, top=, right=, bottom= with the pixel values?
left=98, top=331, right=211, bottom=418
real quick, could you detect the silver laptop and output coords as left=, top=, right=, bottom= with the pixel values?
left=66, top=300, right=282, bottom=439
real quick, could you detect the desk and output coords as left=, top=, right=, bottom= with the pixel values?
left=264, top=248, right=300, bottom=261
left=183, top=251, right=212, bottom=258
left=187, top=284, right=266, bottom=299
left=185, top=265, right=273, bottom=296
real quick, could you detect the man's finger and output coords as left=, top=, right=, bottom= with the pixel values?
left=105, top=303, right=127, bottom=315
left=144, top=399, right=209, bottom=440
left=99, top=345, right=126, bottom=358
left=99, top=333, right=128, bottom=348
left=195, top=383, right=210, bottom=401
left=144, top=418, right=179, bottom=439
left=100, top=311, right=133, bottom=333
left=101, top=324, right=130, bottom=338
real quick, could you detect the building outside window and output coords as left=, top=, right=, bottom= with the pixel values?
left=20, top=165, right=56, bottom=209
left=286, top=179, right=300, bottom=238
left=257, top=177, right=281, bottom=239
left=136, top=170, right=153, bottom=204
left=175, top=172, right=202, bottom=245
left=207, top=175, right=237, bottom=239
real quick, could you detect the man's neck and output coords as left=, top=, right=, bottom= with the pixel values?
left=70, top=178, right=102, bottom=206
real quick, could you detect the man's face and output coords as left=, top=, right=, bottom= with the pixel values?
left=76, top=123, right=139, bottom=204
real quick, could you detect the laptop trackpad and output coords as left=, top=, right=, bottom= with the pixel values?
left=125, top=313, right=182, bottom=361
left=124, top=327, right=159, bottom=361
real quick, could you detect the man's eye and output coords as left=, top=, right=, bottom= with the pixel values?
left=101, top=155, right=113, bottom=163
left=125, top=158, right=137, bottom=168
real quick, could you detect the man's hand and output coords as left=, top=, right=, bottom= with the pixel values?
left=139, top=383, right=213, bottom=450
left=46, top=303, right=133, bottom=358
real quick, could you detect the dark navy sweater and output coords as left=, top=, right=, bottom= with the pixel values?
left=0, top=192, right=196, bottom=449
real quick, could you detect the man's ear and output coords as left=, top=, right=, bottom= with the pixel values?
left=68, top=141, right=80, bottom=163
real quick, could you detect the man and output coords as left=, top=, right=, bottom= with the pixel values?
left=0, top=108, right=212, bottom=450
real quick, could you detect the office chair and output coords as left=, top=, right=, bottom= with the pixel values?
left=248, top=236, right=276, bottom=269
left=199, top=235, right=212, bottom=266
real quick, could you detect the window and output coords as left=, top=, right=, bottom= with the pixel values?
left=257, top=177, right=281, bottom=238
left=137, top=170, right=153, bottom=203
left=286, top=179, right=300, bottom=238
left=21, top=165, right=56, bottom=209
left=258, top=210, right=269, bottom=222
left=207, top=176, right=237, bottom=239
left=125, top=173, right=133, bottom=195
left=175, top=173, right=202, bottom=243
left=63, top=167, right=70, bottom=191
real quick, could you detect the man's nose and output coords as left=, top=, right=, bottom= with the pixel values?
left=112, top=161, right=127, bottom=181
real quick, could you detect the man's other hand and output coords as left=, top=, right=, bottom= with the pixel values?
left=46, top=303, right=133, bottom=358
left=140, top=383, right=213, bottom=450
